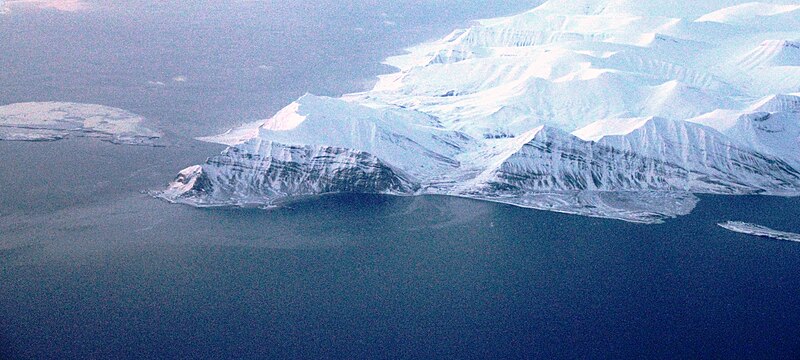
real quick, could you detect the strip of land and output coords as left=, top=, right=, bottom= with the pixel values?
left=718, top=221, right=800, bottom=243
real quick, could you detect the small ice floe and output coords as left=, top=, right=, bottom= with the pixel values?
left=0, top=102, right=163, bottom=146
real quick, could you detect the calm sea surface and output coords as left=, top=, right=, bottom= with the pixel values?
left=1, top=139, right=799, bottom=359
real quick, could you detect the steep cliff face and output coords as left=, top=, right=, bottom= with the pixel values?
left=470, top=121, right=800, bottom=196
left=161, top=140, right=419, bottom=207
left=588, top=118, right=800, bottom=193
left=466, top=126, right=690, bottom=193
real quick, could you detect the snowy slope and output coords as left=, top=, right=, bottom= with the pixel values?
left=202, top=94, right=474, bottom=180
left=162, top=0, right=800, bottom=223
left=695, top=2, right=800, bottom=27
left=470, top=119, right=800, bottom=195
left=738, top=40, right=800, bottom=69
left=574, top=117, right=800, bottom=193
left=690, top=94, right=800, bottom=165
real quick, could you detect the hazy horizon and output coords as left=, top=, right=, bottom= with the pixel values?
left=0, top=1, right=542, bottom=136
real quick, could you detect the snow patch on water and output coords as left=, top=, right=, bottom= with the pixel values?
left=0, top=102, right=163, bottom=146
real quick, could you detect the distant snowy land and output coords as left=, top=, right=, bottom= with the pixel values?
left=160, top=0, right=800, bottom=223
left=718, top=221, right=800, bottom=242
left=0, top=102, right=163, bottom=146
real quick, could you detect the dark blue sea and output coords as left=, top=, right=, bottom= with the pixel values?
left=1, top=140, right=799, bottom=359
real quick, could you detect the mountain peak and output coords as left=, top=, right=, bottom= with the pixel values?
left=749, top=93, right=800, bottom=113
left=572, top=117, right=664, bottom=142
left=172, top=0, right=800, bottom=223
left=695, top=2, right=800, bottom=24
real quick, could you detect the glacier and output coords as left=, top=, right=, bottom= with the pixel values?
left=160, top=0, right=800, bottom=223
left=0, top=102, right=163, bottom=146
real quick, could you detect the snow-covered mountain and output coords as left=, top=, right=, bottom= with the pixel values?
left=690, top=93, right=800, bottom=166
left=161, top=0, right=800, bottom=223
left=161, top=141, right=419, bottom=207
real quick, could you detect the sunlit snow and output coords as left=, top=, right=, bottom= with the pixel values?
left=161, top=0, right=800, bottom=223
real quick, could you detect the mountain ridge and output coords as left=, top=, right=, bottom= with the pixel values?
left=161, top=0, right=800, bottom=223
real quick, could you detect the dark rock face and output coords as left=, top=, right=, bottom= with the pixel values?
left=477, top=126, right=800, bottom=195
left=164, top=141, right=419, bottom=205
left=483, top=128, right=687, bottom=192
